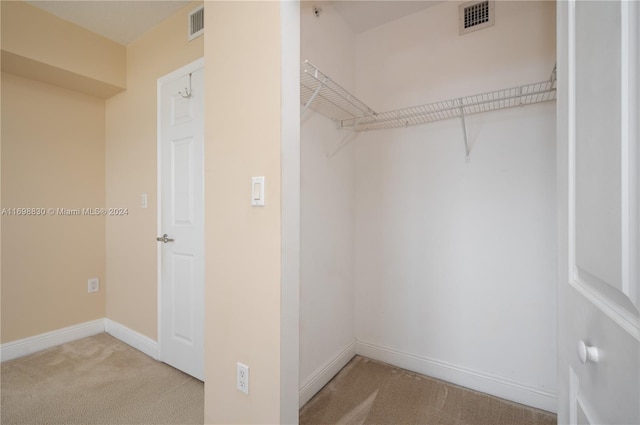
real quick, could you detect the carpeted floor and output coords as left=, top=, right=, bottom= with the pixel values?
left=0, top=333, right=203, bottom=425
left=300, top=356, right=557, bottom=425
left=2, top=336, right=556, bottom=425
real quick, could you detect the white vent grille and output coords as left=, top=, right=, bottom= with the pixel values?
left=459, top=0, right=494, bottom=35
left=188, top=6, right=204, bottom=41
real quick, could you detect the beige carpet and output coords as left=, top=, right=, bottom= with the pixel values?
left=300, top=356, right=557, bottom=425
left=1, top=333, right=203, bottom=425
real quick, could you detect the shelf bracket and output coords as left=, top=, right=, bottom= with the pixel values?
left=327, top=131, right=358, bottom=159
left=457, top=99, right=471, bottom=162
left=301, top=77, right=327, bottom=118
left=327, top=114, right=366, bottom=158
left=340, top=114, right=365, bottom=131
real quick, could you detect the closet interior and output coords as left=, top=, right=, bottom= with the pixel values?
left=299, top=0, right=558, bottom=414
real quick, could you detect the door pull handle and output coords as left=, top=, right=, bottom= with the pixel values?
left=156, top=234, right=175, bottom=243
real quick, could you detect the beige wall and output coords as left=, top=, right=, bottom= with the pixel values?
left=0, top=1, right=126, bottom=98
left=204, top=1, right=284, bottom=423
left=105, top=2, right=203, bottom=340
left=1, top=0, right=203, bottom=344
left=1, top=72, right=106, bottom=343
left=2, top=2, right=297, bottom=420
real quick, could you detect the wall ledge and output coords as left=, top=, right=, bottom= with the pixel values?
left=1, top=51, right=126, bottom=99
left=355, top=340, right=558, bottom=414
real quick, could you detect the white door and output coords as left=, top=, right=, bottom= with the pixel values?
left=557, top=1, right=639, bottom=424
left=158, top=59, right=204, bottom=381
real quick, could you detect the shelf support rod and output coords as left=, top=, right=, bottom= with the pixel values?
left=340, top=114, right=365, bottom=131
left=458, top=99, right=470, bottom=162
left=327, top=130, right=358, bottom=159
left=301, top=77, right=327, bottom=118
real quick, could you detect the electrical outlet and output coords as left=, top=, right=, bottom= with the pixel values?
left=237, top=362, right=249, bottom=394
left=88, top=278, right=99, bottom=293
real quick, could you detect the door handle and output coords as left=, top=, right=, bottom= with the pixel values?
left=577, top=340, right=599, bottom=365
left=156, top=234, right=175, bottom=243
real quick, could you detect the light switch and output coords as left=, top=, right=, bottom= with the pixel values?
left=141, top=193, right=148, bottom=209
left=251, top=177, right=265, bottom=206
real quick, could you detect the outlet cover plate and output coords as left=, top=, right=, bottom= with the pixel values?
left=88, top=278, right=99, bottom=293
left=237, top=362, right=249, bottom=394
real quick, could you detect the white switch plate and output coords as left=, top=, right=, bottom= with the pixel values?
left=251, top=177, right=265, bottom=206
left=141, top=193, right=148, bottom=209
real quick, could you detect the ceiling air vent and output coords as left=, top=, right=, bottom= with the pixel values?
left=459, top=0, right=494, bottom=35
left=188, top=6, right=204, bottom=41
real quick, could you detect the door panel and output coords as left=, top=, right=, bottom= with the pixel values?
left=558, top=1, right=639, bottom=424
left=172, top=252, right=195, bottom=343
left=171, top=94, right=195, bottom=126
left=172, top=137, right=195, bottom=225
left=575, top=1, right=622, bottom=293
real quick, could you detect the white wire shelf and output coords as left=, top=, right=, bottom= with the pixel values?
left=300, top=60, right=557, bottom=159
left=342, top=80, right=556, bottom=131
left=301, top=61, right=556, bottom=130
left=301, top=60, right=376, bottom=123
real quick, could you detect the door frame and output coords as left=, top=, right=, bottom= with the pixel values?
left=156, top=57, right=205, bottom=363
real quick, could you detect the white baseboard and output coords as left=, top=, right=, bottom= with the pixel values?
left=104, top=318, right=159, bottom=360
left=299, top=340, right=357, bottom=407
left=356, top=340, right=557, bottom=414
left=0, top=319, right=105, bottom=362
left=1, top=319, right=160, bottom=363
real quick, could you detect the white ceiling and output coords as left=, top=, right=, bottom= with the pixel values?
left=26, top=1, right=441, bottom=45
left=330, top=1, right=439, bottom=34
left=26, top=1, right=190, bottom=45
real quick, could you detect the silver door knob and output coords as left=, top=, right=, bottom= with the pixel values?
left=577, top=340, right=599, bottom=365
left=156, top=234, right=174, bottom=243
